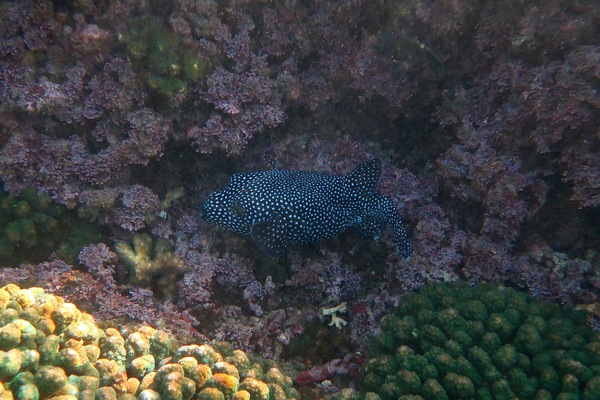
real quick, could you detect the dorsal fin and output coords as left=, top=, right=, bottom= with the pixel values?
left=263, top=148, right=278, bottom=170
left=227, top=173, right=254, bottom=190
left=346, top=159, right=381, bottom=195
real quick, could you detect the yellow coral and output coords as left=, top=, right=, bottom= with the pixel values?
left=265, top=368, right=293, bottom=388
left=239, top=377, right=270, bottom=400
left=51, top=303, right=82, bottom=331
left=225, top=350, right=251, bottom=376
left=130, top=354, right=156, bottom=378
left=234, top=390, right=252, bottom=400
left=212, top=361, right=240, bottom=380
left=0, top=289, right=10, bottom=310
left=115, top=234, right=154, bottom=282
left=13, top=289, right=36, bottom=308
left=189, top=363, right=213, bottom=388
left=0, top=322, right=21, bottom=350
left=0, top=285, right=299, bottom=400
left=114, top=234, right=186, bottom=296
left=199, top=387, right=226, bottom=400
left=204, top=373, right=240, bottom=400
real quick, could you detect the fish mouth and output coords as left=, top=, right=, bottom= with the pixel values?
left=199, top=199, right=211, bottom=220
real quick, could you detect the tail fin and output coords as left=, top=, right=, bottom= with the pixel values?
left=376, top=194, right=412, bottom=259
left=389, top=211, right=411, bottom=260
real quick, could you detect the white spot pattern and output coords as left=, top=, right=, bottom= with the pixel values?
left=202, top=159, right=411, bottom=258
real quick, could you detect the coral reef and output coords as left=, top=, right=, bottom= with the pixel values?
left=358, top=281, right=600, bottom=399
left=1, top=0, right=600, bottom=398
left=0, top=284, right=300, bottom=400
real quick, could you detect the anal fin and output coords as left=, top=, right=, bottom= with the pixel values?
left=355, top=216, right=384, bottom=240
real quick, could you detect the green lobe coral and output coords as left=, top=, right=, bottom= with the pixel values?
left=0, top=189, right=103, bottom=266
left=0, top=284, right=299, bottom=400
left=360, top=281, right=600, bottom=400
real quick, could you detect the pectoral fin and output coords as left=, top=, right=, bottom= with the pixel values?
left=250, top=214, right=290, bottom=255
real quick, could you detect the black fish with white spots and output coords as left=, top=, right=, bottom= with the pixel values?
left=201, top=159, right=411, bottom=258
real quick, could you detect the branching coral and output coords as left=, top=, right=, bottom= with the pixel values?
left=114, top=234, right=185, bottom=296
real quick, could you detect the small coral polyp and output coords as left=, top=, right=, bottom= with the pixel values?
left=0, top=284, right=300, bottom=400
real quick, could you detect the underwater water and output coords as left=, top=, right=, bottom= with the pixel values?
left=1, top=0, right=599, bottom=399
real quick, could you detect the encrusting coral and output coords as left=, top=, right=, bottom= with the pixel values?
left=354, top=281, right=600, bottom=400
left=0, top=284, right=300, bottom=400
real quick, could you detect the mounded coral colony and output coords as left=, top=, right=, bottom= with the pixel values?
left=356, top=282, right=600, bottom=400
left=0, top=190, right=101, bottom=265
left=0, top=285, right=300, bottom=400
